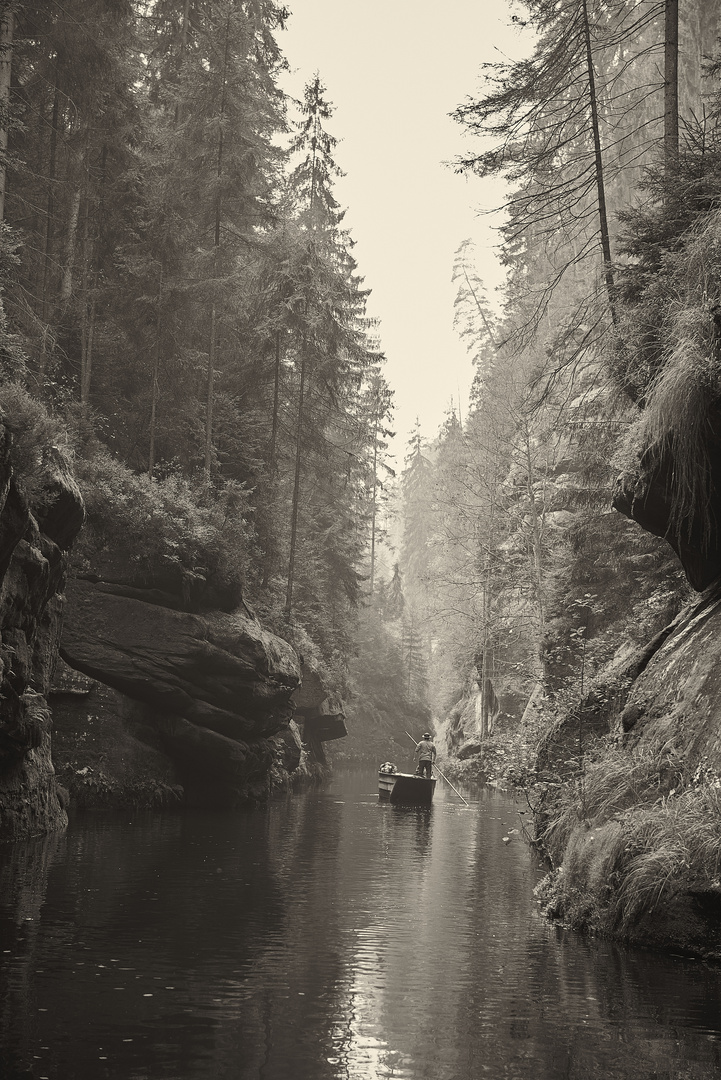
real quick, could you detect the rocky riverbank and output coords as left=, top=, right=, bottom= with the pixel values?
left=531, top=583, right=721, bottom=960
left=0, top=432, right=85, bottom=841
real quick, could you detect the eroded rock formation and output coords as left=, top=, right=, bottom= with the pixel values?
left=58, top=578, right=303, bottom=807
left=0, top=440, right=85, bottom=841
left=291, top=665, right=346, bottom=765
left=613, top=449, right=721, bottom=591
left=536, top=584, right=721, bottom=956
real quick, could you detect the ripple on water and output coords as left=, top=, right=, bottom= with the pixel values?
left=0, top=773, right=720, bottom=1080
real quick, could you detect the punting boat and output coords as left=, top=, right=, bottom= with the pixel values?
left=378, top=765, right=436, bottom=806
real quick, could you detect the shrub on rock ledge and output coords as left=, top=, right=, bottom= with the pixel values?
left=72, top=445, right=252, bottom=612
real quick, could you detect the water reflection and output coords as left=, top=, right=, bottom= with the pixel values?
left=0, top=774, right=720, bottom=1079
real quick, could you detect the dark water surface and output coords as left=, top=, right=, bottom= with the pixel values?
left=1, top=771, right=721, bottom=1079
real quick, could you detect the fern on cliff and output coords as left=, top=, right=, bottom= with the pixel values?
left=0, top=382, right=69, bottom=506
left=72, top=444, right=252, bottom=609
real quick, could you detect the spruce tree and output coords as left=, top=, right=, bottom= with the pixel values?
left=282, top=75, right=377, bottom=628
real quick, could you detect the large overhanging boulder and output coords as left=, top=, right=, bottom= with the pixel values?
left=60, top=578, right=301, bottom=743
left=291, top=665, right=347, bottom=746
left=613, top=395, right=721, bottom=592
left=614, top=456, right=721, bottom=591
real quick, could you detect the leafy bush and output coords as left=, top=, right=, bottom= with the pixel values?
left=0, top=380, right=70, bottom=506
left=72, top=443, right=252, bottom=609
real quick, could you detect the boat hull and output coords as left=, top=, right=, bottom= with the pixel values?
left=378, top=771, right=436, bottom=806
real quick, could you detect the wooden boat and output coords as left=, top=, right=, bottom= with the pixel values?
left=378, top=769, right=436, bottom=806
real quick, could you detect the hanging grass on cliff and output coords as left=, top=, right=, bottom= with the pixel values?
left=616, top=205, right=721, bottom=551
left=539, top=775, right=721, bottom=939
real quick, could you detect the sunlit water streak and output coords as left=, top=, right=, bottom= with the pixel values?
left=1, top=771, right=720, bottom=1079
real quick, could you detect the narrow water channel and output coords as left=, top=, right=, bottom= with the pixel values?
left=1, top=770, right=720, bottom=1079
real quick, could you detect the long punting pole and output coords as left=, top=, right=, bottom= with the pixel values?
left=404, top=729, right=469, bottom=806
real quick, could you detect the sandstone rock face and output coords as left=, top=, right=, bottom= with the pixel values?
left=538, top=591, right=721, bottom=775
left=59, top=578, right=303, bottom=807
left=620, top=587, right=721, bottom=766
left=0, top=415, right=324, bottom=826
left=49, top=663, right=183, bottom=808
left=0, top=439, right=85, bottom=841
left=270, top=720, right=303, bottom=775
left=291, top=664, right=347, bottom=756
left=0, top=694, right=66, bottom=839
left=538, top=584, right=721, bottom=956
left=614, top=461, right=721, bottom=591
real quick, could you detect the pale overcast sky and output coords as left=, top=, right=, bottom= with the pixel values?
left=278, top=1, right=528, bottom=461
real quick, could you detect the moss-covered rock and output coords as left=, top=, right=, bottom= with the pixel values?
left=0, top=404, right=85, bottom=840
left=534, top=582, right=721, bottom=957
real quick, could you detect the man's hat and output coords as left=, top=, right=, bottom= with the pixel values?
left=423, top=733, right=431, bottom=738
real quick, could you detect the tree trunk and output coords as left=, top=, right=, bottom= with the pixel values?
left=261, top=331, right=282, bottom=590
left=479, top=485, right=496, bottom=738
left=81, top=298, right=95, bottom=404
left=664, top=0, right=679, bottom=175
left=79, top=191, right=90, bottom=400
left=406, top=608, right=415, bottom=700
left=463, top=263, right=498, bottom=349
left=204, top=300, right=216, bottom=479
left=369, top=406, right=379, bottom=597
left=149, top=267, right=162, bottom=479
left=203, top=13, right=231, bottom=482
left=37, top=71, right=61, bottom=386
left=59, top=178, right=82, bottom=307
left=0, top=3, right=14, bottom=222
left=522, top=422, right=547, bottom=680
left=285, top=347, right=307, bottom=616
left=269, top=329, right=281, bottom=476
left=580, top=0, right=617, bottom=328
left=174, top=0, right=191, bottom=125
left=80, top=145, right=106, bottom=406
left=42, top=75, right=60, bottom=322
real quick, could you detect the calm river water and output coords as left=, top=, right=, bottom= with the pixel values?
left=1, top=770, right=721, bottom=1079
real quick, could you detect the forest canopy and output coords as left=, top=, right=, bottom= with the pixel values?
left=1, top=0, right=721, bottom=762
left=0, top=0, right=401, bottom=700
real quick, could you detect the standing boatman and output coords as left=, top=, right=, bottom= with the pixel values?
left=414, top=732, right=436, bottom=778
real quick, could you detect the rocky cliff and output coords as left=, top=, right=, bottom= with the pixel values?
left=0, top=413, right=340, bottom=837
left=56, top=577, right=304, bottom=808
left=535, top=583, right=721, bottom=957
left=0, top=437, right=85, bottom=841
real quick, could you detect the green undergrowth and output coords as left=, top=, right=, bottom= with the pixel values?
left=534, top=737, right=721, bottom=942
left=442, top=724, right=540, bottom=790
left=0, top=382, right=70, bottom=506
left=72, top=440, right=252, bottom=607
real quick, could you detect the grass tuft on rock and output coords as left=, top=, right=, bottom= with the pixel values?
left=537, top=739, right=721, bottom=945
